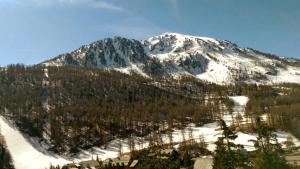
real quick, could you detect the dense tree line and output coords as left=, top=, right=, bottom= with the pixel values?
left=243, top=83, right=300, bottom=139
left=0, top=64, right=231, bottom=153
left=213, top=118, right=292, bottom=169
left=1, top=64, right=299, bottom=155
left=0, top=134, right=14, bottom=169
left=0, top=64, right=45, bottom=137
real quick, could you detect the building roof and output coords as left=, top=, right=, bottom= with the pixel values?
left=130, top=160, right=139, bottom=168
left=79, top=160, right=100, bottom=167
left=110, top=156, right=131, bottom=166
left=160, top=149, right=174, bottom=155
left=65, top=163, right=80, bottom=169
left=193, top=158, right=213, bottom=169
left=285, top=155, right=300, bottom=161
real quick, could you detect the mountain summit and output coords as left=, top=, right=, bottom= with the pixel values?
left=42, top=32, right=300, bottom=85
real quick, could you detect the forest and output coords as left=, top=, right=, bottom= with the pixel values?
left=0, top=134, right=14, bottom=169
left=0, top=64, right=230, bottom=153
left=0, top=64, right=299, bottom=154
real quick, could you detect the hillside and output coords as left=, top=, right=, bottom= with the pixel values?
left=43, top=32, right=300, bottom=85
left=1, top=33, right=300, bottom=169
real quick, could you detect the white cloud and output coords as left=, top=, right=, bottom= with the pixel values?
left=18, top=0, right=123, bottom=11
left=91, top=1, right=123, bottom=11
left=95, top=16, right=166, bottom=39
left=169, top=0, right=178, bottom=9
left=168, top=0, right=180, bottom=19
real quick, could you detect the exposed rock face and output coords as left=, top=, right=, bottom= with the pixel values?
left=42, top=32, right=300, bottom=85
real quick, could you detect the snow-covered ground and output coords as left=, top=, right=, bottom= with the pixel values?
left=0, top=116, right=70, bottom=169
left=43, top=32, right=300, bottom=85
left=223, top=96, right=249, bottom=126
left=145, top=33, right=300, bottom=85
left=1, top=95, right=300, bottom=169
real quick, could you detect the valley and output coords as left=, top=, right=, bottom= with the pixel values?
left=1, top=33, right=300, bottom=169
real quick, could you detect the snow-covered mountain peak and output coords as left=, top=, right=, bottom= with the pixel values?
left=157, top=32, right=219, bottom=42
left=42, top=33, right=300, bottom=85
left=144, top=32, right=221, bottom=51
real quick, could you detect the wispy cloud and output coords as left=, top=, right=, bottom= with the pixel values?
left=90, top=1, right=123, bottom=11
left=95, top=16, right=166, bottom=39
left=169, top=0, right=178, bottom=10
left=168, top=0, right=180, bottom=19
left=15, top=0, right=123, bottom=11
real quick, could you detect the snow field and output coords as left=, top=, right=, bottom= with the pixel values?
left=1, top=95, right=300, bottom=169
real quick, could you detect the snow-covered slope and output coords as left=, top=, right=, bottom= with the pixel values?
left=42, top=32, right=300, bottom=85
left=2, top=96, right=300, bottom=169
left=0, top=116, right=70, bottom=169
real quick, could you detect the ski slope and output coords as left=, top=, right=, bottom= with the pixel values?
left=0, top=116, right=70, bottom=169
left=1, top=95, right=300, bottom=169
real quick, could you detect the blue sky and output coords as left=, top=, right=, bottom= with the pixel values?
left=0, top=0, right=300, bottom=66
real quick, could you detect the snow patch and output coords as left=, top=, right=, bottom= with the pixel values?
left=0, top=116, right=70, bottom=169
left=2, top=95, right=300, bottom=169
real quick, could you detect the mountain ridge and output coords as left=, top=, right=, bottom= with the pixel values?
left=42, top=32, right=300, bottom=85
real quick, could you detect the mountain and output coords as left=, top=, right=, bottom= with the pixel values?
left=3, top=33, right=300, bottom=169
left=42, top=32, right=300, bottom=85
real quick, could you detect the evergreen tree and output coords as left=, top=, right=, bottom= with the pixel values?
left=213, top=120, right=249, bottom=169
left=252, top=117, right=291, bottom=169
left=169, top=150, right=179, bottom=161
left=283, top=135, right=295, bottom=153
left=182, top=150, right=191, bottom=167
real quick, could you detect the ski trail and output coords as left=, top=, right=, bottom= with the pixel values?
left=0, top=116, right=70, bottom=169
left=1, top=95, right=300, bottom=169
